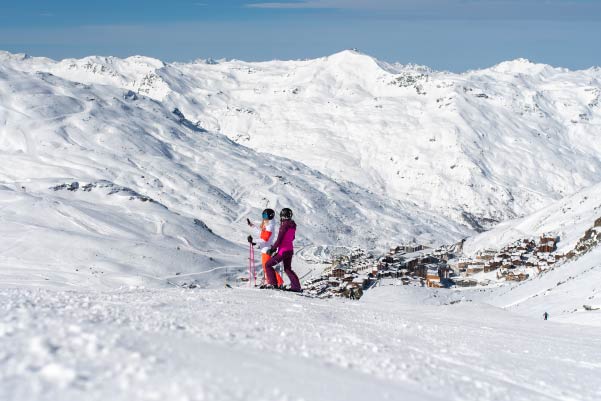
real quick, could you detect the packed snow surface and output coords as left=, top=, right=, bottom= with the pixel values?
left=2, top=286, right=600, bottom=401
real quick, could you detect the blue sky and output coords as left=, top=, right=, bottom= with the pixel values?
left=1, top=0, right=600, bottom=71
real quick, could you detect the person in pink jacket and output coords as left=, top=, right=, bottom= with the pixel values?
left=263, top=208, right=301, bottom=292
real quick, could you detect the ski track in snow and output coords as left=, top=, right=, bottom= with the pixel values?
left=1, top=286, right=600, bottom=401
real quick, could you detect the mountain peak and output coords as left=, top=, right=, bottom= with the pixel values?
left=323, top=49, right=403, bottom=74
left=0, top=51, right=31, bottom=62
left=489, top=58, right=562, bottom=75
left=124, top=55, right=166, bottom=69
left=326, top=49, right=375, bottom=63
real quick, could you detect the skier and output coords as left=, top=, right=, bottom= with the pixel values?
left=247, top=209, right=284, bottom=287
left=263, top=208, right=302, bottom=292
left=543, top=312, right=549, bottom=321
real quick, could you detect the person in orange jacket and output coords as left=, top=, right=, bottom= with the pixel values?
left=247, top=209, right=284, bottom=287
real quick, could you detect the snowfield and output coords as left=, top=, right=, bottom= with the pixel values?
left=3, top=50, right=600, bottom=229
left=2, top=286, right=601, bottom=401
left=464, top=181, right=601, bottom=255
left=1, top=49, right=601, bottom=400
left=0, top=53, right=472, bottom=289
left=458, top=181, right=601, bottom=327
left=466, top=247, right=601, bottom=328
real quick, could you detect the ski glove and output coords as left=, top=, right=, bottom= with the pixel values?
left=246, top=218, right=253, bottom=227
left=268, top=247, right=277, bottom=256
left=247, top=235, right=254, bottom=243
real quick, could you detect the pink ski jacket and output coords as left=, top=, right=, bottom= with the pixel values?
left=272, top=220, right=296, bottom=255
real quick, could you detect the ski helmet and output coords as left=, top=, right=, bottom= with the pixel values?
left=280, top=208, right=293, bottom=220
left=262, top=208, right=275, bottom=220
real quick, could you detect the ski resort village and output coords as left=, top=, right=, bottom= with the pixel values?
left=301, top=216, right=601, bottom=299
left=1, top=9, right=601, bottom=398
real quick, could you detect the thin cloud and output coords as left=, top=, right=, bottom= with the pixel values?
left=246, top=0, right=601, bottom=12
left=246, top=1, right=329, bottom=8
left=246, top=1, right=445, bottom=10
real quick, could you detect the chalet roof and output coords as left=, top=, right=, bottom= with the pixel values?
left=454, top=278, right=478, bottom=284
left=477, top=248, right=497, bottom=255
left=403, top=249, right=432, bottom=260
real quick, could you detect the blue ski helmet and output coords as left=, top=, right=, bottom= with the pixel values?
left=262, top=208, right=275, bottom=220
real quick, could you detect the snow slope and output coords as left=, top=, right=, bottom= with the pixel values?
left=2, top=286, right=600, bottom=401
left=476, top=247, right=601, bottom=327
left=464, top=182, right=601, bottom=255
left=1, top=47, right=599, bottom=304
left=458, top=183, right=601, bottom=326
left=0, top=60, right=471, bottom=288
left=2, top=50, right=601, bottom=401
left=3, top=50, right=600, bottom=229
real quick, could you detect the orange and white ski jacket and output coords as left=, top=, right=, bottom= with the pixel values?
left=254, top=219, right=276, bottom=254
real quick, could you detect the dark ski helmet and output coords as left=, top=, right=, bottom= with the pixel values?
left=280, top=208, right=293, bottom=220
left=262, top=208, right=275, bottom=220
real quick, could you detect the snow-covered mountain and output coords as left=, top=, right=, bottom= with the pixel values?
left=464, top=182, right=601, bottom=255
left=459, top=182, right=601, bottom=325
left=4, top=49, right=600, bottom=231
left=0, top=54, right=471, bottom=288
left=2, top=49, right=601, bottom=401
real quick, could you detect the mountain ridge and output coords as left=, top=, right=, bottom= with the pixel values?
left=0, top=59, right=473, bottom=288
left=1, top=48, right=601, bottom=286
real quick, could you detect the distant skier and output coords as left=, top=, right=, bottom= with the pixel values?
left=247, top=209, right=284, bottom=287
left=543, top=312, right=549, bottom=321
left=263, top=208, right=301, bottom=292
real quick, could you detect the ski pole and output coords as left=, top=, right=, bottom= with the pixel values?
left=249, top=242, right=252, bottom=287
left=251, top=245, right=256, bottom=286
left=250, top=243, right=254, bottom=287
